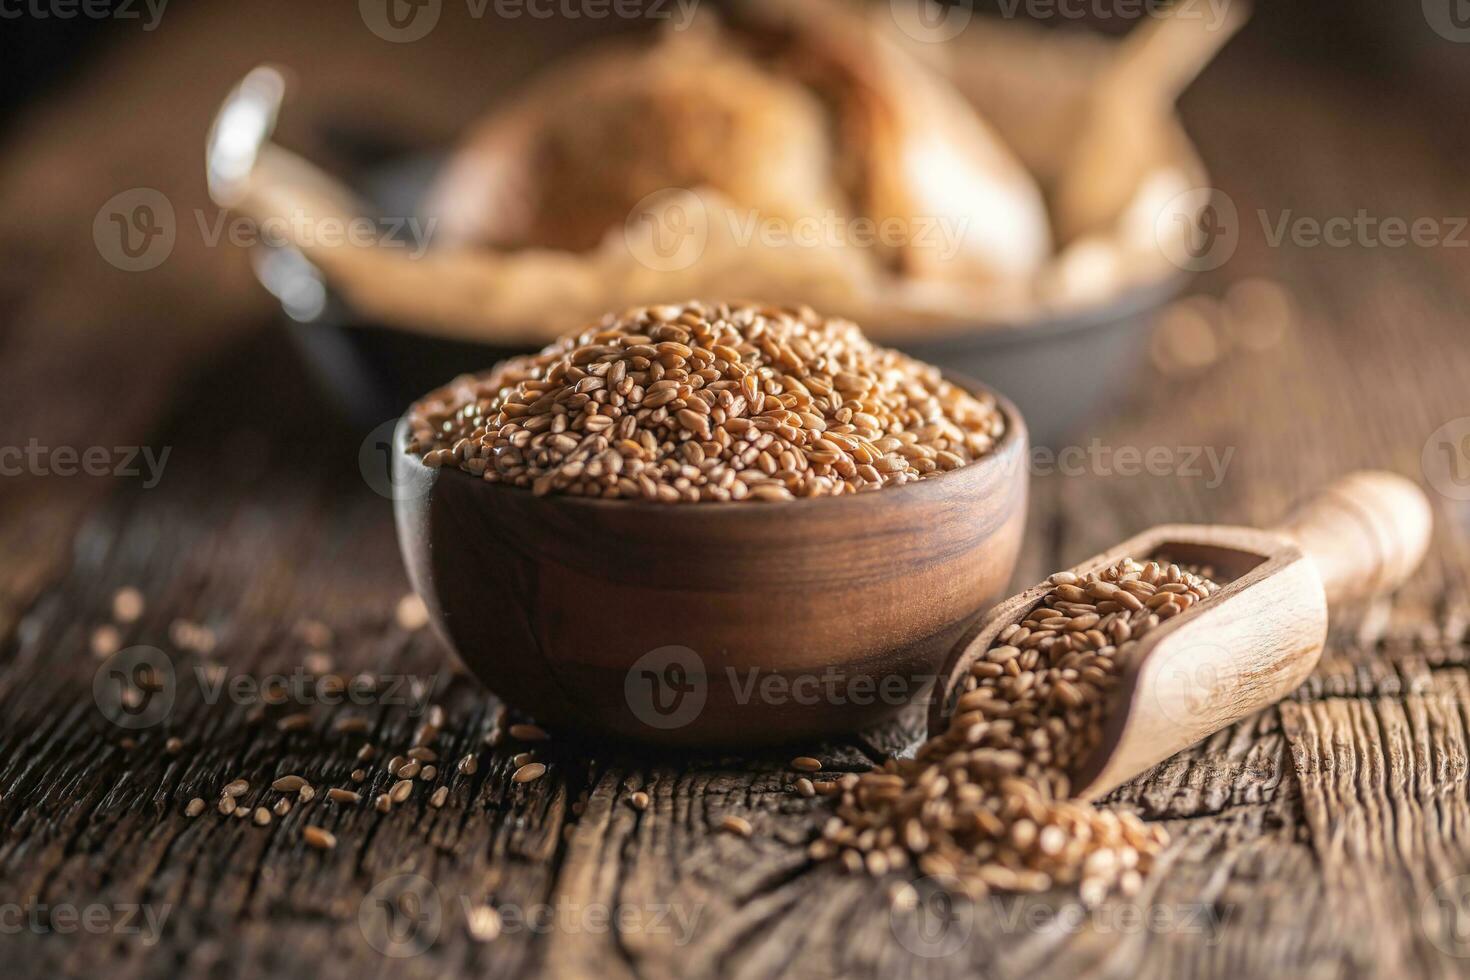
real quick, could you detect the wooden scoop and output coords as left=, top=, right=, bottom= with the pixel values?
left=930, top=470, right=1432, bottom=800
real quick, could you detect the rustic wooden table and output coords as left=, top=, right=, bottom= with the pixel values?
left=2, top=6, right=1468, bottom=978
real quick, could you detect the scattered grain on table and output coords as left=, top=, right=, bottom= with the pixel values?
left=302, top=826, right=336, bottom=850
left=818, top=558, right=1219, bottom=902
left=720, top=815, right=753, bottom=838
left=512, top=763, right=547, bottom=784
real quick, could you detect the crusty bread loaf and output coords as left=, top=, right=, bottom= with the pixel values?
left=424, top=1, right=1052, bottom=286
left=425, top=23, right=842, bottom=254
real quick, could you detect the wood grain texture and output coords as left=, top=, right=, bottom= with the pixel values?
left=392, top=390, right=1027, bottom=747
left=930, top=522, right=1330, bottom=802
left=936, top=471, right=1432, bottom=800
left=1272, top=471, right=1435, bottom=606
left=1, top=6, right=1469, bottom=980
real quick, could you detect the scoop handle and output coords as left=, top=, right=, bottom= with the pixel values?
left=1270, top=470, right=1433, bottom=605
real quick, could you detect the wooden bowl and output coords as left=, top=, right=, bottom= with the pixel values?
left=391, top=381, right=1028, bottom=747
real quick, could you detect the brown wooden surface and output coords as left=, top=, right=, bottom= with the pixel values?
left=2, top=5, right=1469, bottom=979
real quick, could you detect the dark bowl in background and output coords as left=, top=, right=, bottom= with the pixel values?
left=256, top=152, right=1187, bottom=447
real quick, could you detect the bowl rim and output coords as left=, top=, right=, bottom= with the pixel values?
left=279, top=149, right=1193, bottom=347
left=395, top=371, right=1029, bottom=517
left=877, top=271, right=1190, bottom=350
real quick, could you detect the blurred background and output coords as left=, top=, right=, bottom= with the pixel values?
left=3, top=0, right=1465, bottom=410
left=3, top=7, right=1470, bottom=975
left=1, top=0, right=1466, bottom=576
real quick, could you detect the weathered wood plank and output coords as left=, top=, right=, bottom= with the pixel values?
left=2, top=9, right=1470, bottom=980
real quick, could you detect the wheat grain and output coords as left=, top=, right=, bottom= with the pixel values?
left=408, top=302, right=1004, bottom=502
left=820, top=558, right=1219, bottom=901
